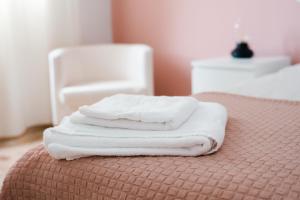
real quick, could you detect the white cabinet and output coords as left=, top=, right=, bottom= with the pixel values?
left=191, top=57, right=291, bottom=94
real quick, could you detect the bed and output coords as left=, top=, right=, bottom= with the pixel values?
left=1, top=66, right=300, bottom=200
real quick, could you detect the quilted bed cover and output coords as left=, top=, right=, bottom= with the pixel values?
left=1, top=93, right=300, bottom=200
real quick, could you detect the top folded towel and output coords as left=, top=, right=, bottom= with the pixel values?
left=77, top=94, right=199, bottom=130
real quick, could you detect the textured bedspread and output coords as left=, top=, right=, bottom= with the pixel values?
left=1, top=93, right=300, bottom=200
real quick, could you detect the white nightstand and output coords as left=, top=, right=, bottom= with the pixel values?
left=191, top=56, right=291, bottom=94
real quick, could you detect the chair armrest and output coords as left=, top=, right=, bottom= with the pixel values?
left=140, top=46, right=154, bottom=95
left=48, top=49, right=66, bottom=124
left=125, top=45, right=154, bottom=95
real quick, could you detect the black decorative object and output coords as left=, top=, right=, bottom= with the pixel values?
left=231, top=41, right=254, bottom=58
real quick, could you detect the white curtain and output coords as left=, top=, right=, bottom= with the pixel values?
left=0, top=0, right=111, bottom=137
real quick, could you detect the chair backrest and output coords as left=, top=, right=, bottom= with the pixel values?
left=49, top=44, right=152, bottom=86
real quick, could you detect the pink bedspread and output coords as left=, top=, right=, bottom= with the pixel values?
left=1, top=93, right=300, bottom=200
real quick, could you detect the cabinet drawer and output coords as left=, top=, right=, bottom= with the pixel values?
left=192, top=68, right=253, bottom=94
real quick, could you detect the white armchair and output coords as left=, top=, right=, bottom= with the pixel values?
left=49, top=44, right=153, bottom=125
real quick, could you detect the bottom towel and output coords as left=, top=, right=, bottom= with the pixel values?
left=43, top=102, right=227, bottom=160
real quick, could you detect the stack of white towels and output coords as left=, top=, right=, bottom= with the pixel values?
left=44, top=94, right=228, bottom=160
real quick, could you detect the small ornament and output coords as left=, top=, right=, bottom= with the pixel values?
left=231, top=41, right=254, bottom=58
left=231, top=18, right=254, bottom=58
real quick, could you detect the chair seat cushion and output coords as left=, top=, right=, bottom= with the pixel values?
left=59, top=81, right=146, bottom=110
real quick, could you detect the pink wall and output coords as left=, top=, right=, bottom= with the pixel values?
left=112, top=0, right=300, bottom=95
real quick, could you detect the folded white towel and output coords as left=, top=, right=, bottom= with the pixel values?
left=71, top=112, right=180, bottom=131
left=44, top=102, right=227, bottom=160
left=78, top=94, right=199, bottom=130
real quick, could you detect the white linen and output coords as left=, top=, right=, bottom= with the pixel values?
left=228, top=64, right=300, bottom=101
left=44, top=102, right=228, bottom=160
left=78, top=94, right=199, bottom=130
left=71, top=112, right=181, bottom=131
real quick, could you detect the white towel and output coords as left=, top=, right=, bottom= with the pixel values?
left=43, top=102, right=228, bottom=160
left=78, top=94, right=199, bottom=130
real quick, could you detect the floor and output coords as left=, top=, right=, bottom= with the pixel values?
left=0, top=125, right=49, bottom=188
